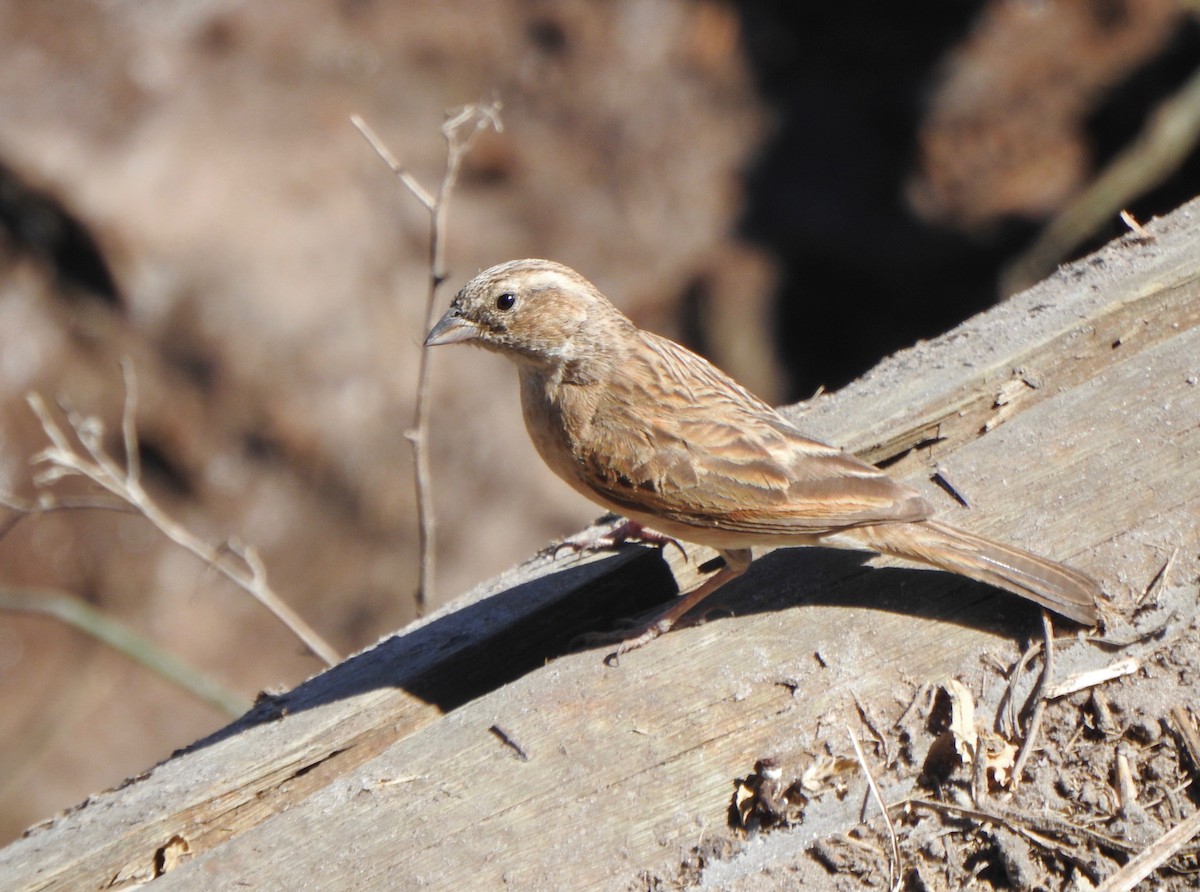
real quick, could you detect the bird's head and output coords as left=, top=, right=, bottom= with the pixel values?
left=425, top=259, right=631, bottom=370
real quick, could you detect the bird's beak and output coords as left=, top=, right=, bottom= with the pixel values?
left=425, top=309, right=481, bottom=346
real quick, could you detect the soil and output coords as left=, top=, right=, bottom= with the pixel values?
left=632, top=582, right=1200, bottom=891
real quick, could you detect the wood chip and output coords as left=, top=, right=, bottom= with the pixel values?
left=1047, top=657, right=1140, bottom=699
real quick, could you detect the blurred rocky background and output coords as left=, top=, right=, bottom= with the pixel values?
left=0, top=0, right=1197, bottom=843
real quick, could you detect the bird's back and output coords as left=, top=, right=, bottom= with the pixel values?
left=543, top=328, right=932, bottom=542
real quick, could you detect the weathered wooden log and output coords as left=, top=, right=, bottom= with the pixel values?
left=2, top=198, right=1198, bottom=891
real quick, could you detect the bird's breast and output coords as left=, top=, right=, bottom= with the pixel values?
left=518, top=368, right=603, bottom=497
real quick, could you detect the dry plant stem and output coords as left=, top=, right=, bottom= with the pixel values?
left=0, top=493, right=134, bottom=542
left=902, top=797, right=1145, bottom=860
left=1138, top=547, right=1178, bottom=605
left=1114, top=744, right=1137, bottom=816
left=352, top=103, right=502, bottom=615
left=847, top=726, right=901, bottom=892
left=1170, top=705, right=1200, bottom=775
left=0, top=586, right=250, bottom=718
left=1046, top=656, right=1140, bottom=699
left=1000, top=59, right=1200, bottom=295
left=1000, top=638, right=1043, bottom=739
left=1094, top=810, right=1200, bottom=892
left=1008, top=612, right=1055, bottom=793
left=1119, top=209, right=1151, bottom=239
left=26, top=362, right=339, bottom=667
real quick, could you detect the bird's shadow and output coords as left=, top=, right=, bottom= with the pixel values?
left=697, top=546, right=1042, bottom=634
left=189, top=542, right=1050, bottom=752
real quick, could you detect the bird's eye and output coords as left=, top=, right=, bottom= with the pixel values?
left=496, top=292, right=516, bottom=311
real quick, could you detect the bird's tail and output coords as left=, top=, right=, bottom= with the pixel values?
left=844, top=519, right=1101, bottom=625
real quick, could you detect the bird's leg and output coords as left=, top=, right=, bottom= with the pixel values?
left=548, top=517, right=686, bottom=560
left=584, top=548, right=753, bottom=665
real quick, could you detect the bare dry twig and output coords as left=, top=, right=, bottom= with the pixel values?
left=998, top=638, right=1040, bottom=740
left=1046, top=656, right=1141, bottom=699
left=1138, top=547, right=1178, bottom=606
left=1000, top=58, right=1200, bottom=295
left=847, top=725, right=901, bottom=892
left=1170, top=705, right=1200, bottom=777
left=902, top=797, right=1142, bottom=860
left=0, top=492, right=134, bottom=543
left=352, top=101, right=503, bottom=616
left=1118, top=209, right=1152, bottom=240
left=1095, top=810, right=1200, bottom=892
left=25, top=360, right=339, bottom=666
left=1007, top=612, right=1055, bottom=793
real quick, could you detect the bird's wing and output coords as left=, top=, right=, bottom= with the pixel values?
left=576, top=331, right=931, bottom=535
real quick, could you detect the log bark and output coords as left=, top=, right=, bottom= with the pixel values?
left=2, top=199, right=1198, bottom=891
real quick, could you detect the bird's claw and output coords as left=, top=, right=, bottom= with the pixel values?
left=571, top=614, right=678, bottom=666
left=546, top=519, right=686, bottom=561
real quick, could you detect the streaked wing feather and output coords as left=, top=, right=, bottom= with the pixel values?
left=578, top=332, right=929, bottom=534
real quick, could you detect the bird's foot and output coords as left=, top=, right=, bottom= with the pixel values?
left=546, top=518, right=686, bottom=560
left=570, top=549, right=748, bottom=665
left=572, top=593, right=724, bottom=666
left=573, top=615, right=676, bottom=667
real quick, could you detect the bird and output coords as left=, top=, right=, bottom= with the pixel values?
left=425, top=259, right=1102, bottom=657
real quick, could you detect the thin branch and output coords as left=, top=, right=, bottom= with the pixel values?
left=1094, top=810, right=1200, bottom=892
left=120, top=357, right=141, bottom=488
left=0, top=493, right=136, bottom=542
left=1137, top=547, right=1178, bottom=606
left=350, top=115, right=435, bottom=209
left=1000, top=58, right=1200, bottom=295
left=0, top=586, right=251, bottom=718
left=429, top=103, right=503, bottom=292
left=1170, top=705, right=1200, bottom=777
left=899, top=796, right=1164, bottom=884
left=1008, top=612, right=1055, bottom=793
left=25, top=368, right=339, bottom=667
left=847, top=725, right=902, bottom=892
left=1118, top=209, right=1152, bottom=240
left=353, top=100, right=502, bottom=616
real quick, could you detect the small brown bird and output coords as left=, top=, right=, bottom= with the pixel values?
left=426, top=259, right=1101, bottom=655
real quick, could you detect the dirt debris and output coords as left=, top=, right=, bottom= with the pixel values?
left=642, top=583, right=1200, bottom=891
